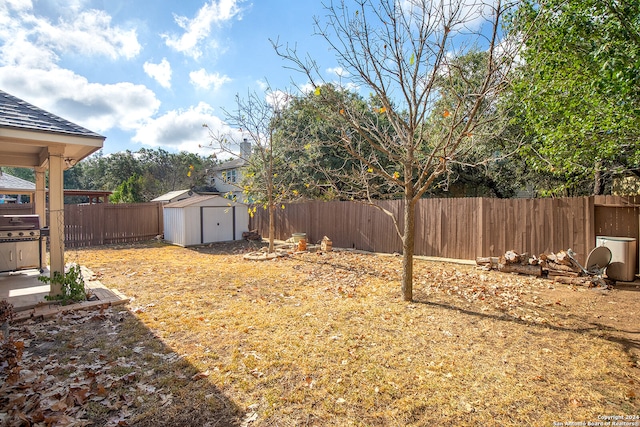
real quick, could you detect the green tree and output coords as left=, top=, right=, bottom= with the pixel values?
left=137, top=148, right=215, bottom=200
left=270, top=84, right=379, bottom=200
left=0, top=167, right=34, bottom=182
left=274, top=0, right=520, bottom=301
left=110, top=174, right=144, bottom=203
left=507, top=0, right=640, bottom=195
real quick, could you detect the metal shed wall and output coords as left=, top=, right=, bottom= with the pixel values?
left=163, top=196, right=249, bottom=247
left=163, top=207, right=186, bottom=247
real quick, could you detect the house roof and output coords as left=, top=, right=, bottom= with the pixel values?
left=0, top=90, right=103, bottom=139
left=0, top=90, right=105, bottom=169
left=212, top=157, right=246, bottom=171
left=151, top=189, right=194, bottom=202
left=0, top=172, right=35, bottom=193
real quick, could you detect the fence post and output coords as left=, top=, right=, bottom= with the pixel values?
left=98, top=204, right=105, bottom=246
left=476, top=197, right=485, bottom=258
left=157, top=202, right=164, bottom=237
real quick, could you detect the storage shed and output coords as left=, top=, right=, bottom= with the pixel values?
left=163, top=195, right=249, bottom=247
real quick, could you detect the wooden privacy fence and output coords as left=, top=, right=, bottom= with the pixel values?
left=2, top=196, right=639, bottom=265
left=0, top=202, right=164, bottom=247
left=64, top=203, right=163, bottom=248
left=250, top=196, right=640, bottom=266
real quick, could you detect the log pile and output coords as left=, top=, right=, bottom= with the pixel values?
left=476, top=249, right=609, bottom=288
left=242, top=230, right=262, bottom=241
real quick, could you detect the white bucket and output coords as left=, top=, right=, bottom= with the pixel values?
left=292, top=233, right=307, bottom=243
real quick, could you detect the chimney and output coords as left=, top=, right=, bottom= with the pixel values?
left=240, top=138, right=251, bottom=159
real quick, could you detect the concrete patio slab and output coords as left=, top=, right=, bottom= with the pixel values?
left=0, top=266, right=129, bottom=321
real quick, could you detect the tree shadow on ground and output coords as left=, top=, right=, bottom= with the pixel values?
left=412, top=294, right=640, bottom=363
left=3, top=306, right=244, bottom=427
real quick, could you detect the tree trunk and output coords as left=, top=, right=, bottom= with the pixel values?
left=268, top=203, right=275, bottom=253
left=593, top=161, right=604, bottom=195
left=267, top=175, right=275, bottom=253
left=401, top=197, right=416, bottom=302
left=267, top=152, right=275, bottom=253
left=267, top=185, right=276, bottom=254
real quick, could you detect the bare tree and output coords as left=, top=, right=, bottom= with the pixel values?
left=273, top=0, right=520, bottom=301
left=205, top=86, right=293, bottom=254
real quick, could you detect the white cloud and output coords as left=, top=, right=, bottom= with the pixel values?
left=162, top=0, right=244, bottom=59
left=0, top=0, right=153, bottom=136
left=51, top=0, right=88, bottom=14
left=36, top=10, right=140, bottom=60
left=255, top=79, right=269, bottom=92
left=0, top=2, right=140, bottom=67
left=1, top=0, right=33, bottom=13
left=189, top=68, right=231, bottom=91
left=400, top=0, right=496, bottom=32
left=0, top=66, right=160, bottom=134
left=266, top=90, right=292, bottom=111
left=132, top=102, right=232, bottom=153
left=326, top=67, right=349, bottom=78
left=144, top=58, right=172, bottom=89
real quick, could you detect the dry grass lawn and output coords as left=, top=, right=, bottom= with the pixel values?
left=3, top=240, right=639, bottom=426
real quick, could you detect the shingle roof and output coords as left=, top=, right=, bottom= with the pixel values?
left=212, top=157, right=247, bottom=171
left=0, top=90, right=103, bottom=139
left=0, top=172, right=35, bottom=192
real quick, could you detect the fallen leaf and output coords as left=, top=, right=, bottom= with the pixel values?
left=192, top=370, right=210, bottom=381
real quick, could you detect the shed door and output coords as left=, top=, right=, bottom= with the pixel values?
left=201, top=206, right=235, bottom=243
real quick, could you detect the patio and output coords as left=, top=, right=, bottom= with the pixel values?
left=0, top=266, right=129, bottom=321
left=0, top=89, right=105, bottom=296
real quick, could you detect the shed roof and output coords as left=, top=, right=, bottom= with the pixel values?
left=151, top=189, right=193, bottom=202
left=164, top=195, right=246, bottom=209
left=164, top=195, right=218, bottom=208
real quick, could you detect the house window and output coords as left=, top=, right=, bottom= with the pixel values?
left=222, top=169, right=237, bottom=184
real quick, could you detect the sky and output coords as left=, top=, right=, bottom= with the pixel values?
left=0, top=0, right=336, bottom=157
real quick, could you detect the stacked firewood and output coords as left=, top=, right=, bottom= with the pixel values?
left=476, top=250, right=543, bottom=277
left=242, top=230, right=262, bottom=241
left=476, top=249, right=607, bottom=287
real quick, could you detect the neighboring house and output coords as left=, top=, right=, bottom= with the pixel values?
left=0, top=171, right=35, bottom=203
left=151, top=189, right=198, bottom=204
left=210, top=139, right=251, bottom=201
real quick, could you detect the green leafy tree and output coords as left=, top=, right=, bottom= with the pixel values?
left=274, top=0, right=520, bottom=301
left=137, top=148, right=215, bottom=200
left=0, top=167, right=34, bottom=182
left=507, top=0, right=640, bottom=195
left=270, top=84, right=380, bottom=200
left=110, top=174, right=144, bottom=203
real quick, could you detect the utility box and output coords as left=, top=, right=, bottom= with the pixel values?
left=596, top=236, right=637, bottom=282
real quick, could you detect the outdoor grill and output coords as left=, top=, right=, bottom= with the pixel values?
left=0, top=214, right=44, bottom=273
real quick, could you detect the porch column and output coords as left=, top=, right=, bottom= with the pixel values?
left=35, top=167, right=46, bottom=271
left=48, top=149, right=65, bottom=296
